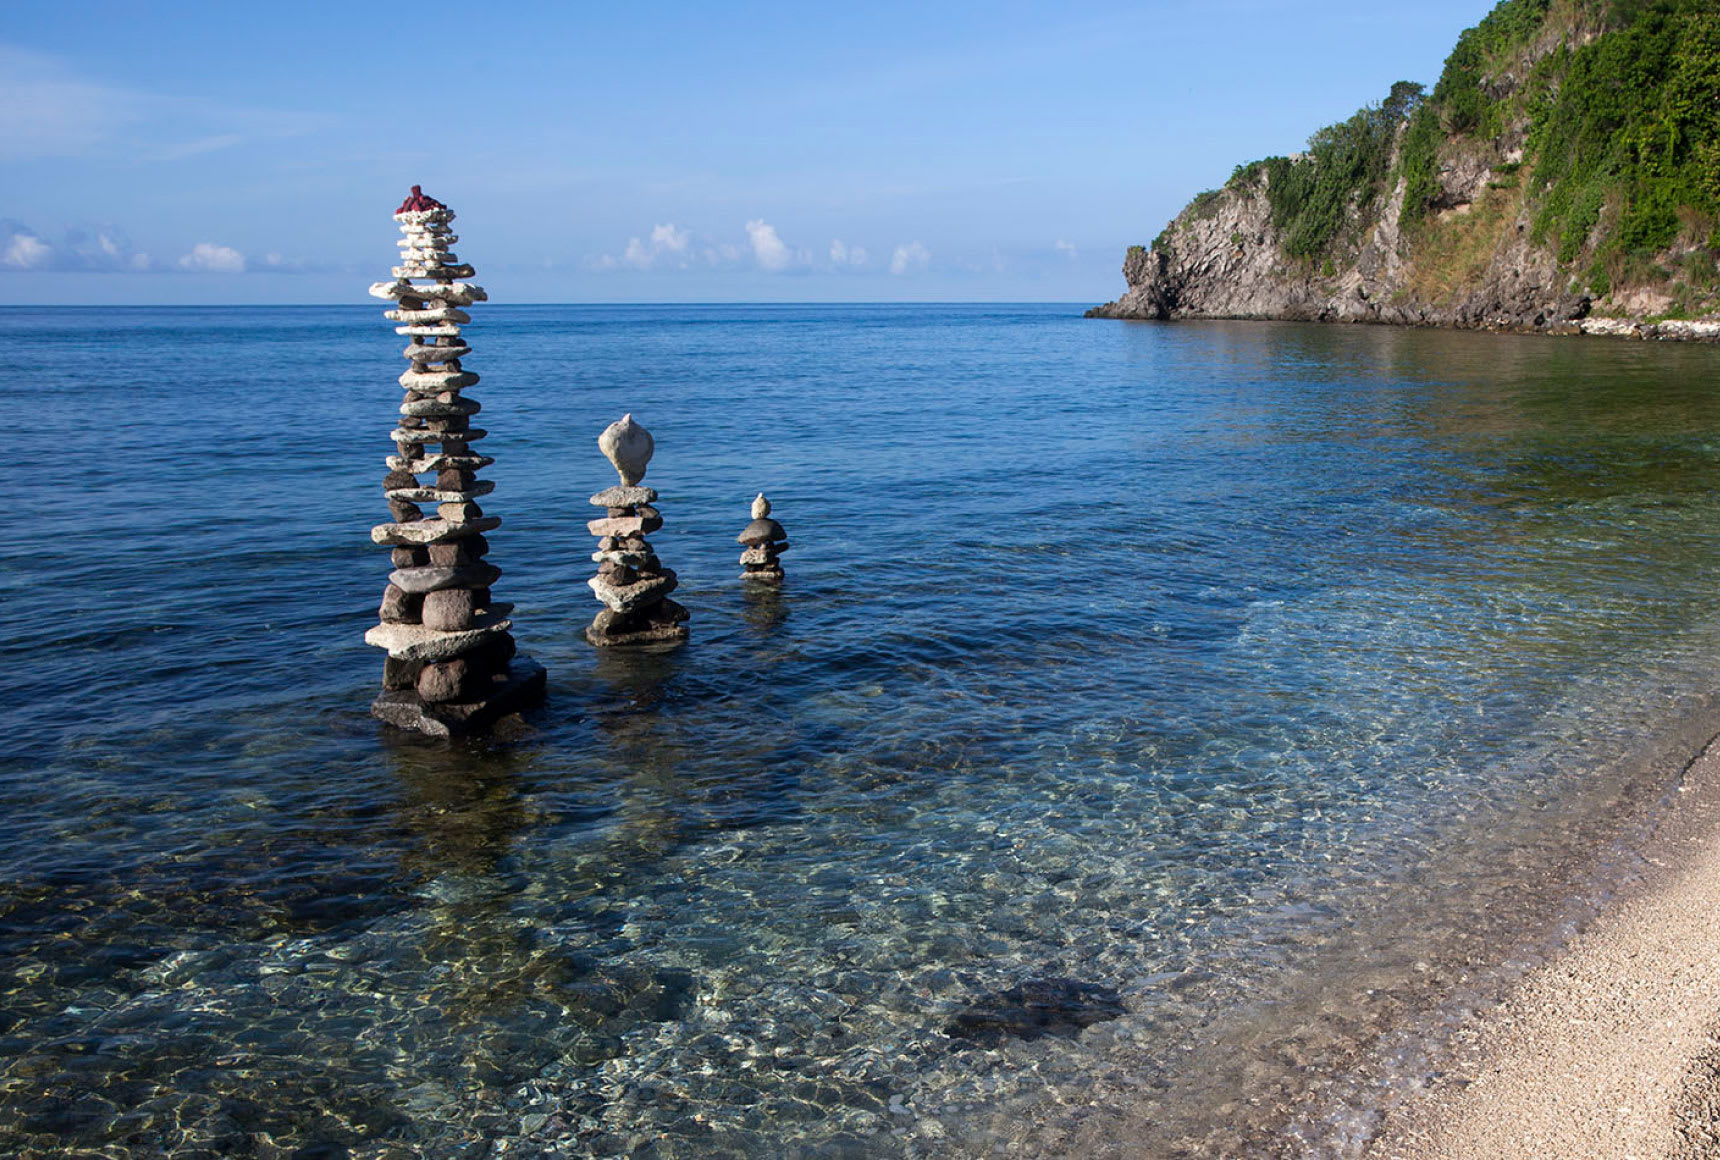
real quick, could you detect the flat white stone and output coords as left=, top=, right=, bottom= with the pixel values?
left=588, top=572, right=676, bottom=614
left=739, top=543, right=790, bottom=564
left=390, top=426, right=488, bottom=444
left=370, top=280, right=488, bottom=306
left=385, top=306, right=470, bottom=324
left=399, top=369, right=479, bottom=391
left=591, top=549, right=652, bottom=566
left=396, top=324, right=464, bottom=337
left=394, top=208, right=455, bottom=225
left=399, top=396, right=481, bottom=418
left=385, top=480, right=495, bottom=503
left=388, top=453, right=494, bottom=473
left=365, top=607, right=514, bottom=663
left=387, top=562, right=501, bottom=594
left=402, top=342, right=472, bottom=362
left=397, top=249, right=459, bottom=263
left=391, top=264, right=476, bottom=280
left=587, top=515, right=651, bottom=537
left=588, top=485, right=657, bottom=507
left=371, top=516, right=501, bottom=546
left=398, top=233, right=457, bottom=247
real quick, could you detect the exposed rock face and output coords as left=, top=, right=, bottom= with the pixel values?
left=1089, top=163, right=1594, bottom=334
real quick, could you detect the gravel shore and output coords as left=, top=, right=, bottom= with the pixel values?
left=1366, top=732, right=1720, bottom=1159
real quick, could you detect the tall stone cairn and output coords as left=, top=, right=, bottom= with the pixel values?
left=585, top=413, right=690, bottom=647
left=737, top=493, right=789, bottom=584
left=362, top=186, right=545, bottom=736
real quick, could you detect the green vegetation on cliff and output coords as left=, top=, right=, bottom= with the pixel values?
left=1160, top=0, right=1720, bottom=316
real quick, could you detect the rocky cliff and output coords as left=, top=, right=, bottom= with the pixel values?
left=1090, top=0, right=1720, bottom=338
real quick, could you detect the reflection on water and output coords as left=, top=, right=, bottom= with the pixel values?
left=4, top=306, right=1720, bottom=1156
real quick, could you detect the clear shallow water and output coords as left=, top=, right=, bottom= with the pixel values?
left=6, top=304, right=1720, bottom=1157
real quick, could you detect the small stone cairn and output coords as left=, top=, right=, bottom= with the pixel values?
left=585, top=414, right=690, bottom=647
left=362, top=186, right=545, bottom=736
left=737, top=494, right=789, bottom=584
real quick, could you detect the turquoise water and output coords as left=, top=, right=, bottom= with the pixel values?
left=6, top=304, right=1720, bottom=1156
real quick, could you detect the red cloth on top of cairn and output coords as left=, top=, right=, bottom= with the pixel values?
left=396, top=185, right=447, bottom=214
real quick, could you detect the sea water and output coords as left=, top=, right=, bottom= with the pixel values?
left=6, top=304, right=1720, bottom=1157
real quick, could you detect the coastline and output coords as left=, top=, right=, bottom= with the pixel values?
left=1358, top=727, right=1720, bottom=1158
left=1085, top=308, right=1720, bottom=344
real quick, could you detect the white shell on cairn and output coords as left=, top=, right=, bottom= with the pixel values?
left=598, top=413, right=655, bottom=486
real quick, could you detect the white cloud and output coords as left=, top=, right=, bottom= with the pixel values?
left=830, top=239, right=868, bottom=266
left=178, top=242, right=246, bottom=273
left=602, top=222, right=693, bottom=270
left=746, top=219, right=793, bottom=271
left=890, top=241, right=930, bottom=275
left=0, top=220, right=152, bottom=272
left=1055, top=239, right=1077, bottom=258
left=3, top=232, right=51, bottom=269
left=623, top=236, right=655, bottom=269
left=651, top=223, right=689, bottom=253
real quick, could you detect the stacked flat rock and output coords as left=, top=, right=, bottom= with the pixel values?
left=737, top=493, right=789, bottom=584
left=585, top=413, right=690, bottom=647
left=361, top=186, right=545, bottom=736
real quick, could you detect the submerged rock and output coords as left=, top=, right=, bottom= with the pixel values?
left=946, top=977, right=1127, bottom=1043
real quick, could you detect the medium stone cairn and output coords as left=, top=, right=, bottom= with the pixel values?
left=585, top=414, right=690, bottom=647
left=362, top=186, right=545, bottom=736
left=737, top=493, right=789, bottom=584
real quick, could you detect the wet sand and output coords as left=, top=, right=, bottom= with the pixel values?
left=1366, top=732, right=1720, bottom=1160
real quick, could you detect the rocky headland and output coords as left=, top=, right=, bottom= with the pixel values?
left=1091, top=0, right=1720, bottom=341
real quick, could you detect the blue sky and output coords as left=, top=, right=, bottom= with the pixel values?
left=2, top=1, right=1497, bottom=305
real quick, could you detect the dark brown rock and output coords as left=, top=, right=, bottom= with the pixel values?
left=417, top=658, right=472, bottom=703
left=383, top=469, right=419, bottom=490
left=421, top=587, right=477, bottom=631
left=469, top=631, right=517, bottom=668
left=379, top=583, right=421, bottom=623
left=738, top=517, right=786, bottom=545
left=648, top=597, right=690, bottom=625
left=388, top=500, right=423, bottom=523
left=381, top=655, right=422, bottom=690
left=437, top=468, right=475, bottom=491
left=391, top=546, right=429, bottom=568
left=428, top=535, right=488, bottom=566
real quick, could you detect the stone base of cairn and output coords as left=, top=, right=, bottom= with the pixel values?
left=585, top=413, right=689, bottom=647
left=363, top=187, right=545, bottom=736
left=738, top=493, right=789, bottom=583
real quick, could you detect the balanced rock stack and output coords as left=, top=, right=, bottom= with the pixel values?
left=585, top=414, right=690, bottom=647
left=361, top=186, right=545, bottom=736
left=737, top=494, right=789, bottom=584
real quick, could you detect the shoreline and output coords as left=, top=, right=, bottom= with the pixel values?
left=1354, top=725, right=1720, bottom=1158
left=1086, top=308, right=1720, bottom=344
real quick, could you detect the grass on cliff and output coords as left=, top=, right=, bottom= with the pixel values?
left=1403, top=185, right=1523, bottom=306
